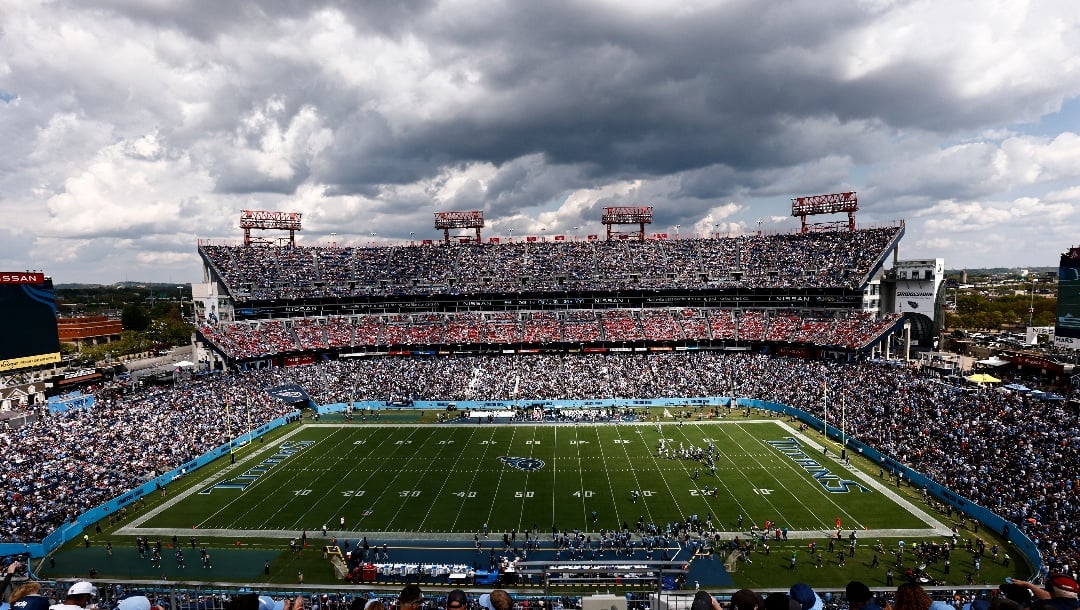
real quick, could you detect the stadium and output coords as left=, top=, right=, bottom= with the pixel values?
left=1, top=198, right=1077, bottom=610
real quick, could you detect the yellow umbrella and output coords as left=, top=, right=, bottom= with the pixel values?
left=966, top=373, right=1001, bottom=384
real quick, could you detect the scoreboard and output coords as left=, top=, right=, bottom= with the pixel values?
left=0, top=272, right=61, bottom=371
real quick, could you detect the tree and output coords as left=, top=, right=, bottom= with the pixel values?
left=122, top=304, right=151, bottom=332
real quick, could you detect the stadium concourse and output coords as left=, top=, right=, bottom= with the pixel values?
left=2, top=354, right=1077, bottom=572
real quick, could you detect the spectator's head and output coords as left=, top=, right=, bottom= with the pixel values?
left=116, top=596, right=164, bottom=610
left=446, top=591, right=468, bottom=610
left=893, top=583, right=932, bottom=610
left=10, top=582, right=44, bottom=607
left=845, top=582, right=874, bottom=608
left=479, top=591, right=511, bottom=610
left=64, top=582, right=97, bottom=608
left=691, top=591, right=715, bottom=610
left=999, top=583, right=1032, bottom=608
left=763, top=593, right=800, bottom=610
left=256, top=597, right=284, bottom=610
left=398, top=586, right=424, bottom=610
left=731, top=589, right=763, bottom=610
left=789, top=584, right=821, bottom=610
left=1047, top=574, right=1080, bottom=599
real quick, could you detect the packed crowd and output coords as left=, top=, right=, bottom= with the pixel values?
left=196, top=309, right=902, bottom=359
left=5, top=570, right=1077, bottom=610
left=2, top=350, right=1078, bottom=577
left=199, top=227, right=901, bottom=300
left=0, top=376, right=299, bottom=543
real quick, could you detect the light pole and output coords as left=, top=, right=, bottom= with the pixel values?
left=714, top=223, right=720, bottom=239
left=572, top=226, right=579, bottom=241
left=370, top=232, right=377, bottom=247
left=1028, top=277, right=1036, bottom=328
left=176, top=285, right=185, bottom=320
left=330, top=232, right=337, bottom=246
left=409, top=231, right=415, bottom=246
left=508, top=228, right=514, bottom=242
left=675, top=224, right=681, bottom=239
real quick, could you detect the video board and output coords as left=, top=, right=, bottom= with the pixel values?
left=0, top=272, right=61, bottom=371
left=1055, top=248, right=1080, bottom=350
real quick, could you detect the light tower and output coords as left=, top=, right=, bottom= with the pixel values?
left=601, top=206, right=653, bottom=241
left=434, top=210, right=484, bottom=244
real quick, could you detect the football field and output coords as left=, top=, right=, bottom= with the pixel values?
left=130, top=420, right=940, bottom=538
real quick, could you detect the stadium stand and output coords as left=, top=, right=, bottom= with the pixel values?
left=199, top=228, right=902, bottom=299
left=3, top=352, right=1078, bottom=581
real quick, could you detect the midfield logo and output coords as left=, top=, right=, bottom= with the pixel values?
left=499, top=456, right=545, bottom=471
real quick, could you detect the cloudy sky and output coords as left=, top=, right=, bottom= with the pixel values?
left=1, top=0, right=1079, bottom=284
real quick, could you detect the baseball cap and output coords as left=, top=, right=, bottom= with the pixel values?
left=478, top=595, right=495, bottom=610
left=1050, top=574, right=1080, bottom=596
left=258, top=597, right=285, bottom=610
left=789, top=584, right=817, bottom=610
left=117, top=597, right=152, bottom=610
left=447, top=591, right=468, bottom=609
left=67, top=583, right=98, bottom=598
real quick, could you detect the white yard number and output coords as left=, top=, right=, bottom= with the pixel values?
left=569, top=440, right=589, bottom=445
left=395, top=440, right=413, bottom=445
left=572, top=491, right=595, bottom=498
left=480, top=440, right=497, bottom=445
left=753, top=489, right=773, bottom=495
left=342, top=490, right=366, bottom=497
left=613, top=439, right=631, bottom=444
left=294, top=489, right=312, bottom=496
left=438, top=440, right=455, bottom=445
left=399, top=490, right=421, bottom=497
left=453, top=491, right=477, bottom=498
left=353, top=440, right=367, bottom=445
left=526, top=440, right=541, bottom=445
left=515, top=491, right=535, bottom=498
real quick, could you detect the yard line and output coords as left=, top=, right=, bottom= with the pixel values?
left=284, top=426, right=387, bottom=530
left=591, top=425, right=622, bottom=529
left=555, top=425, right=570, bottom=529
left=417, top=426, right=482, bottom=531
left=204, top=429, right=348, bottom=530
left=728, top=422, right=842, bottom=530
left=669, top=418, right=764, bottom=522
left=447, top=426, right=490, bottom=532
left=516, top=426, right=540, bottom=531
left=352, top=426, right=434, bottom=530
left=612, top=424, right=657, bottom=525
left=482, top=426, right=518, bottom=527
left=637, top=423, right=687, bottom=524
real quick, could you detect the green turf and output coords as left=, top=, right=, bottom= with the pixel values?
left=141, top=422, right=927, bottom=535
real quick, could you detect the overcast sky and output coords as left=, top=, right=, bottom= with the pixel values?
left=2, top=0, right=1079, bottom=285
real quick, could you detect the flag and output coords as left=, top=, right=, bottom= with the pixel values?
left=554, top=235, right=565, bottom=241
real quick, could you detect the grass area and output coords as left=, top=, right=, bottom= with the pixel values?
left=43, top=415, right=1027, bottom=589
left=143, top=421, right=926, bottom=534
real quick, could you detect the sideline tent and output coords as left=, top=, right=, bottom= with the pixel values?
left=966, top=373, right=1001, bottom=384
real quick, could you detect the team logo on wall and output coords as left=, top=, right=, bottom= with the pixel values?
left=499, top=456, right=545, bottom=471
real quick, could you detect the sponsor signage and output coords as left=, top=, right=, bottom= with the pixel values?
left=0, top=272, right=45, bottom=284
